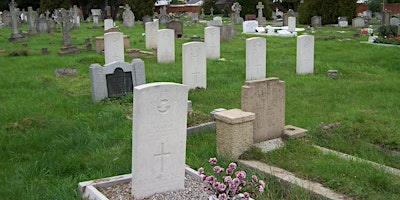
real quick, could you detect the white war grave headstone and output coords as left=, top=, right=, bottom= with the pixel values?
left=182, top=42, right=206, bottom=89
left=242, top=77, right=285, bottom=143
left=157, top=29, right=175, bottom=63
left=104, top=19, right=113, bottom=31
left=104, top=32, right=124, bottom=64
left=288, top=17, right=296, bottom=32
left=246, top=37, right=266, bottom=81
left=205, top=26, right=220, bottom=59
left=296, top=35, right=314, bottom=74
left=242, top=20, right=258, bottom=33
left=145, top=20, right=159, bottom=49
left=132, top=82, right=188, bottom=199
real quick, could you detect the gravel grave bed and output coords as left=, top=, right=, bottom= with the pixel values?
left=98, top=174, right=211, bottom=200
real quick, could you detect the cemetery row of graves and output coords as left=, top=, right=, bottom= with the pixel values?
left=1, top=1, right=400, bottom=199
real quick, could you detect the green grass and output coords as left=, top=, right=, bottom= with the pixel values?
left=0, top=20, right=400, bottom=199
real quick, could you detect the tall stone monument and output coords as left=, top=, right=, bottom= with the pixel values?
left=256, top=2, right=266, bottom=25
left=231, top=2, right=243, bottom=24
left=91, top=9, right=101, bottom=29
left=122, top=4, right=135, bottom=28
left=72, top=5, right=80, bottom=29
left=27, top=6, right=39, bottom=36
left=8, top=0, right=25, bottom=42
left=59, top=8, right=80, bottom=55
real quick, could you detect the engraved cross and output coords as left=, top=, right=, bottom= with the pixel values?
left=154, top=143, right=171, bottom=173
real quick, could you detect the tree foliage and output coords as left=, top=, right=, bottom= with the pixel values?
left=298, top=0, right=357, bottom=25
left=236, top=0, right=272, bottom=20
left=124, top=0, right=156, bottom=20
left=202, top=0, right=222, bottom=15
left=367, top=0, right=383, bottom=12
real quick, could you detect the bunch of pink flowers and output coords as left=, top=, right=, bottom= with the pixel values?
left=198, top=158, right=265, bottom=200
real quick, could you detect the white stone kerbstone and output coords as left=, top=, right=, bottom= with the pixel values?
left=242, top=20, right=258, bottom=33
left=157, top=29, right=175, bottom=63
left=182, top=42, right=206, bottom=89
left=296, top=35, right=314, bottom=74
left=246, top=37, right=266, bottom=81
left=132, top=82, right=188, bottom=199
left=205, top=26, right=220, bottom=59
left=104, top=32, right=124, bottom=64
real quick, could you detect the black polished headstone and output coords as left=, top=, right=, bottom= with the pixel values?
left=106, top=68, right=133, bottom=98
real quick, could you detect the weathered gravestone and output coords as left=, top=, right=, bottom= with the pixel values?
left=205, top=26, right=220, bottom=59
left=122, top=4, right=135, bottom=28
left=207, top=19, right=222, bottom=27
left=0, top=11, right=3, bottom=26
left=231, top=2, right=243, bottom=24
left=132, top=82, right=188, bottom=199
left=296, top=35, right=314, bottom=74
left=104, top=32, right=124, bottom=64
left=243, top=20, right=258, bottom=33
left=91, top=9, right=101, bottom=28
left=245, top=14, right=256, bottom=21
left=382, top=10, right=391, bottom=25
left=311, top=16, right=322, bottom=27
left=72, top=5, right=80, bottom=29
left=104, top=19, right=113, bottom=30
left=59, top=8, right=79, bottom=55
left=183, top=42, right=206, bottom=89
left=157, top=29, right=175, bottom=63
left=256, top=2, right=266, bottom=25
left=352, top=17, right=365, bottom=27
left=246, top=37, right=266, bottom=81
left=145, top=20, right=159, bottom=49
left=166, top=20, right=183, bottom=38
left=8, top=0, right=25, bottom=42
left=220, top=25, right=236, bottom=42
left=37, top=18, right=49, bottom=34
left=338, top=16, right=348, bottom=27
left=288, top=17, right=296, bottom=32
left=27, top=6, right=38, bottom=36
left=283, top=9, right=295, bottom=26
left=390, top=17, right=400, bottom=26
left=142, top=15, right=153, bottom=28
left=242, top=77, right=285, bottom=143
left=3, top=10, right=11, bottom=27
left=89, top=59, right=145, bottom=102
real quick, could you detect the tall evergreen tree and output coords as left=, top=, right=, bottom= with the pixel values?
left=298, top=0, right=357, bottom=25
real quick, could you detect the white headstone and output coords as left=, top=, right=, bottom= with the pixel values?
left=182, top=42, right=207, bottom=89
left=246, top=37, right=266, bottom=80
left=213, top=16, right=222, bottom=22
left=145, top=21, right=159, bottom=49
left=288, top=17, right=296, bottom=32
left=104, top=32, right=124, bottom=64
left=104, top=19, right=113, bottom=30
left=132, top=82, right=188, bottom=199
left=352, top=17, right=365, bottom=27
left=205, top=26, right=220, bottom=59
left=157, top=29, right=175, bottom=63
left=296, top=35, right=314, bottom=74
left=242, top=20, right=258, bottom=33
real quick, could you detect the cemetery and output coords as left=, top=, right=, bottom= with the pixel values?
left=0, top=0, right=400, bottom=199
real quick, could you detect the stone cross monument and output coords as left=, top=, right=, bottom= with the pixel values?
left=256, top=2, right=266, bottom=25
left=8, top=0, right=25, bottom=42
left=59, top=8, right=80, bottom=55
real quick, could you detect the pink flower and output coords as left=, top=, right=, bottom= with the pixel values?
left=224, top=176, right=232, bottom=183
left=233, top=178, right=240, bottom=185
left=259, top=180, right=265, bottom=188
left=217, top=182, right=227, bottom=191
left=218, top=193, right=228, bottom=200
left=243, top=192, right=250, bottom=200
left=241, top=180, right=246, bottom=186
left=198, top=167, right=204, bottom=175
left=235, top=171, right=246, bottom=180
left=213, top=166, right=224, bottom=173
left=252, top=175, right=258, bottom=182
left=228, top=162, right=237, bottom=170
left=226, top=168, right=234, bottom=175
left=209, top=157, right=217, bottom=165
left=259, top=186, right=264, bottom=194
left=206, top=175, right=216, bottom=183
left=201, top=174, right=207, bottom=181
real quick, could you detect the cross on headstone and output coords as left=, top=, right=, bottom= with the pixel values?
left=192, top=71, right=200, bottom=83
left=154, top=143, right=171, bottom=173
left=45, top=10, right=50, bottom=20
left=257, top=2, right=264, bottom=19
left=210, top=7, right=214, bottom=16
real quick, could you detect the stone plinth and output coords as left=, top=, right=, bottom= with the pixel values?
left=214, top=109, right=255, bottom=159
left=59, top=45, right=80, bottom=55
left=95, top=35, right=130, bottom=53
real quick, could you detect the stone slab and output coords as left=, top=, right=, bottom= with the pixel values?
left=214, top=109, right=255, bottom=124
left=254, top=138, right=285, bottom=153
left=283, top=125, right=308, bottom=139
left=238, top=160, right=349, bottom=200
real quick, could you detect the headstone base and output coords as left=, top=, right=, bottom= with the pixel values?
left=9, top=33, right=26, bottom=42
left=59, top=46, right=80, bottom=55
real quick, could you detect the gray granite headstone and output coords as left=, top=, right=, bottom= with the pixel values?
left=89, top=59, right=146, bottom=102
left=166, top=20, right=183, bottom=38
left=8, top=0, right=25, bottom=42
left=352, top=17, right=365, bottom=27
left=59, top=8, right=79, bottom=55
left=37, top=18, right=49, bottom=33
left=220, top=25, right=236, bottom=42
left=122, top=4, right=135, bottom=28
left=390, top=17, right=400, bottom=26
left=231, top=2, right=243, bottom=24
left=283, top=9, right=295, bottom=26
left=142, top=15, right=153, bottom=28
left=382, top=10, right=391, bottom=25
left=311, top=16, right=321, bottom=27
left=159, top=15, right=170, bottom=26
left=3, top=10, right=11, bottom=27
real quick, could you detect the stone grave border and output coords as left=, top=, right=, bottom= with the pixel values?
left=78, top=119, right=400, bottom=199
